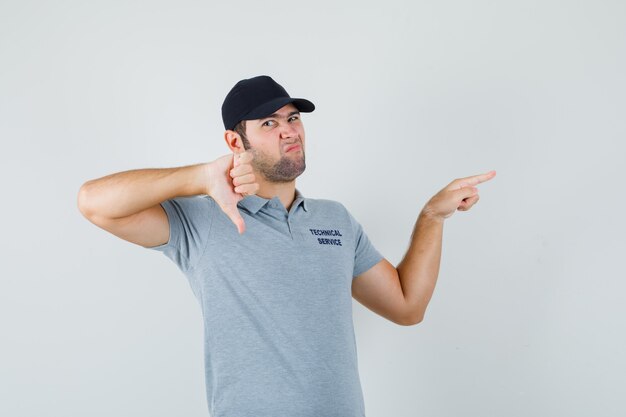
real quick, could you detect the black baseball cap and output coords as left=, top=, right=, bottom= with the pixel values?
left=221, top=75, right=315, bottom=131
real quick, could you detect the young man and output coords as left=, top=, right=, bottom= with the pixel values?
left=77, top=75, right=495, bottom=416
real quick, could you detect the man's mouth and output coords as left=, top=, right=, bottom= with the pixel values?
left=285, top=144, right=301, bottom=152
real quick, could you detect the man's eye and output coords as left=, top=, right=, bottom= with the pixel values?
left=263, top=117, right=298, bottom=126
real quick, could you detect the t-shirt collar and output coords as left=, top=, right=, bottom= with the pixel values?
left=237, top=187, right=308, bottom=214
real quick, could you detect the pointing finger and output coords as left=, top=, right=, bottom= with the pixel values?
left=457, top=186, right=479, bottom=200
left=457, top=170, right=496, bottom=188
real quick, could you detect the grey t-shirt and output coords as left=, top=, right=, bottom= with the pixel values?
left=147, top=188, right=383, bottom=417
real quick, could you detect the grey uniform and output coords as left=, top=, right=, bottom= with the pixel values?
left=147, top=188, right=383, bottom=417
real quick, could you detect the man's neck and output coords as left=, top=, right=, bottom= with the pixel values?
left=255, top=180, right=297, bottom=211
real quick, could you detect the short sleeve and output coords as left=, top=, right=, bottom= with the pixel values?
left=146, top=195, right=215, bottom=273
left=344, top=206, right=384, bottom=278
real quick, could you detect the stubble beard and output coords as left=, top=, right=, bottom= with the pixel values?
left=250, top=146, right=306, bottom=183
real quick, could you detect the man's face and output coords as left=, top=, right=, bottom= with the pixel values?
left=243, top=103, right=306, bottom=183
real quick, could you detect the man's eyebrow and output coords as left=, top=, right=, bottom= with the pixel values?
left=258, top=111, right=300, bottom=123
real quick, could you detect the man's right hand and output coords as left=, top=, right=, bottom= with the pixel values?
left=205, top=151, right=259, bottom=235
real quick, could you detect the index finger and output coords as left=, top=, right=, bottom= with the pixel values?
left=460, top=170, right=497, bottom=186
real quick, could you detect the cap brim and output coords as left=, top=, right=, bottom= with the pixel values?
left=242, top=96, right=315, bottom=121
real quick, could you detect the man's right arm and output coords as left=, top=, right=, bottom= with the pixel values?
left=77, top=163, right=210, bottom=248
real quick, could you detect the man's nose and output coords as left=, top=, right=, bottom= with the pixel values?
left=279, top=121, right=298, bottom=139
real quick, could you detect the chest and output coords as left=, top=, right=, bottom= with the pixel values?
left=199, top=211, right=355, bottom=301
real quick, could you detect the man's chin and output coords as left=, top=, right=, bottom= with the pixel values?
left=285, top=165, right=306, bottom=182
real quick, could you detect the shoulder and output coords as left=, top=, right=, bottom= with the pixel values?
left=302, top=196, right=354, bottom=227
left=167, top=194, right=213, bottom=204
left=303, top=196, right=348, bottom=214
left=173, top=194, right=215, bottom=207
left=162, top=194, right=216, bottom=218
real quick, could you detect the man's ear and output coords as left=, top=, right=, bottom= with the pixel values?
left=224, top=130, right=245, bottom=153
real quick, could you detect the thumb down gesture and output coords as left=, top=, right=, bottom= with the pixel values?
left=206, top=151, right=260, bottom=234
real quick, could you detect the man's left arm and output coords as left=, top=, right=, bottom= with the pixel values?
left=396, top=211, right=445, bottom=325
left=351, top=210, right=444, bottom=326
left=352, top=170, right=496, bottom=326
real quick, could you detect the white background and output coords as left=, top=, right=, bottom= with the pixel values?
left=1, top=0, right=625, bottom=416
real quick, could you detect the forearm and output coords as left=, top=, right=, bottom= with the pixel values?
left=78, top=163, right=209, bottom=219
left=396, top=210, right=444, bottom=322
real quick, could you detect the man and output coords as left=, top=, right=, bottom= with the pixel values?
left=77, top=75, right=495, bottom=416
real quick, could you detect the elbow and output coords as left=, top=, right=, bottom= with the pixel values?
left=396, top=299, right=424, bottom=326
left=77, top=182, right=94, bottom=218
left=397, top=312, right=424, bottom=327
left=406, top=316, right=423, bottom=326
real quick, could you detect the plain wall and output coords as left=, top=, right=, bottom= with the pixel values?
left=1, top=0, right=624, bottom=416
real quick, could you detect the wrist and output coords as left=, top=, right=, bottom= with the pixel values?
left=182, top=162, right=212, bottom=197
left=198, top=162, right=213, bottom=197
left=419, top=206, right=445, bottom=224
